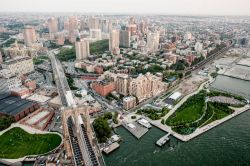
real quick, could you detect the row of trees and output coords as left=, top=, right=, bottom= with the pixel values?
left=137, top=107, right=169, bottom=120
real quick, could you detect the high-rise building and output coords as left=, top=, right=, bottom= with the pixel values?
left=23, top=27, right=36, bottom=46
left=75, top=39, right=90, bottom=60
left=109, top=30, right=120, bottom=54
left=89, top=17, right=100, bottom=29
left=99, top=19, right=109, bottom=33
left=69, top=16, right=78, bottom=32
left=119, top=30, right=131, bottom=48
left=90, top=29, right=102, bottom=41
left=116, top=74, right=129, bottom=96
left=48, top=17, right=58, bottom=34
left=139, top=21, right=148, bottom=34
left=146, top=32, right=160, bottom=52
left=126, top=24, right=137, bottom=36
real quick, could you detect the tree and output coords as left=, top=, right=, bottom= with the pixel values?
left=103, top=112, right=113, bottom=120
left=93, top=117, right=112, bottom=143
left=0, top=116, right=14, bottom=131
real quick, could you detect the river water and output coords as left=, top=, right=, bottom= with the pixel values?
left=104, top=110, right=250, bottom=166
left=210, top=75, right=250, bottom=100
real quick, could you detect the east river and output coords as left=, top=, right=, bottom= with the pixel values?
left=104, top=110, right=250, bottom=166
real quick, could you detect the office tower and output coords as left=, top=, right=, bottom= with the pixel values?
left=146, top=32, right=160, bottom=52
left=89, top=17, right=100, bottom=29
left=109, top=30, right=120, bottom=54
left=75, top=39, right=90, bottom=60
left=90, top=29, right=102, bottom=40
left=23, top=26, right=36, bottom=46
left=119, top=30, right=131, bottom=48
left=48, top=17, right=58, bottom=34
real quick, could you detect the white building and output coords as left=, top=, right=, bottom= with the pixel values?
left=2, top=57, right=34, bottom=76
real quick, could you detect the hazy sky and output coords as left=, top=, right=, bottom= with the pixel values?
left=1, top=0, right=250, bottom=15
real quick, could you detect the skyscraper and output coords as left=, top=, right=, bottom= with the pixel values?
left=146, top=32, right=160, bottom=52
left=48, top=17, right=58, bottom=34
left=23, top=26, right=36, bottom=46
left=119, top=30, right=131, bottom=48
left=109, top=30, right=120, bottom=54
left=75, top=39, right=90, bottom=60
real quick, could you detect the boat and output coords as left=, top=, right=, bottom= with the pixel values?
left=156, top=134, right=170, bottom=147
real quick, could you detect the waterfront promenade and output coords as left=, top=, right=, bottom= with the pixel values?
left=144, top=104, right=250, bottom=142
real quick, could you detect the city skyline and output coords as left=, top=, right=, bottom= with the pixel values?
left=1, top=0, right=250, bottom=16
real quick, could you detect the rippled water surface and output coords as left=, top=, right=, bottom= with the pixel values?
left=104, top=111, right=250, bottom=166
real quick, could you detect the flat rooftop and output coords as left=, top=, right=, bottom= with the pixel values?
left=0, top=93, right=37, bottom=116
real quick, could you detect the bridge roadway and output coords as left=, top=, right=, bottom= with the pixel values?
left=49, top=51, right=100, bottom=166
left=49, top=52, right=75, bottom=107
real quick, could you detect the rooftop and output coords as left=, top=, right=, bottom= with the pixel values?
left=0, top=94, right=37, bottom=116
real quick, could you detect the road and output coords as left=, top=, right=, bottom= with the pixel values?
left=49, top=50, right=75, bottom=107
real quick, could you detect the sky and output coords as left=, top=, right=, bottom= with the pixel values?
left=1, top=0, right=250, bottom=15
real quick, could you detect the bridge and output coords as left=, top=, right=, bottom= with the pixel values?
left=49, top=50, right=101, bottom=166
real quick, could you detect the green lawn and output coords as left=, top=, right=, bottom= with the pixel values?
left=0, top=127, right=62, bottom=159
left=166, top=92, right=206, bottom=126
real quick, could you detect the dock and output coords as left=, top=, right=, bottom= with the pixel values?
left=103, top=142, right=120, bottom=154
left=122, top=122, right=149, bottom=139
left=156, top=133, right=171, bottom=147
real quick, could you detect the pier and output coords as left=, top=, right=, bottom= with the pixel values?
left=103, top=143, right=120, bottom=154
left=122, top=122, right=149, bottom=139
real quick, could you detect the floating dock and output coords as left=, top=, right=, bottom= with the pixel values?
left=122, top=122, right=149, bottom=139
left=103, top=142, right=120, bottom=154
left=156, top=133, right=171, bottom=147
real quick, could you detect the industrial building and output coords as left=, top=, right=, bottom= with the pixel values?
left=0, top=93, right=39, bottom=121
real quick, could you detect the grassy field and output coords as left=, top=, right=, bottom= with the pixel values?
left=0, top=127, right=61, bottom=159
left=166, top=92, right=206, bottom=126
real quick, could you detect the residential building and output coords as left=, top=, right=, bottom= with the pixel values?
left=75, top=39, right=90, bottom=60
left=23, top=26, right=37, bottom=46
left=89, top=17, right=100, bottom=29
left=0, top=70, right=22, bottom=93
left=109, top=30, right=120, bottom=54
left=90, top=29, right=102, bottom=41
left=92, top=81, right=115, bottom=96
left=123, top=96, right=137, bottom=110
left=2, top=57, right=34, bottom=76
left=48, top=17, right=58, bottom=34
left=147, top=32, right=160, bottom=52
left=119, top=30, right=131, bottom=48
left=116, top=74, right=129, bottom=96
